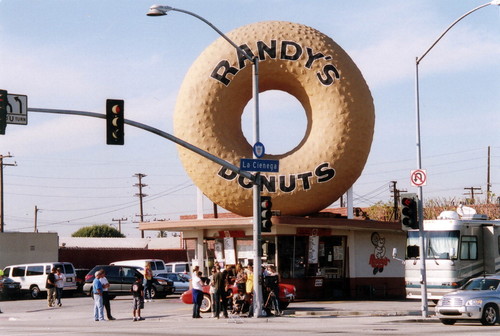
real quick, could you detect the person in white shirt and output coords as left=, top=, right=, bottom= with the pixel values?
left=54, top=268, right=66, bottom=307
left=191, top=271, right=204, bottom=318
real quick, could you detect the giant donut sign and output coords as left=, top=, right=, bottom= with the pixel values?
left=174, top=21, right=375, bottom=216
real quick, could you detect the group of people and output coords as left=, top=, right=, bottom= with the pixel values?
left=190, top=263, right=280, bottom=319
left=45, top=267, right=67, bottom=308
left=91, top=269, right=117, bottom=321
left=92, top=262, right=155, bottom=322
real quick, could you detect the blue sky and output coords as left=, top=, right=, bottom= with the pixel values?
left=0, top=0, right=499, bottom=237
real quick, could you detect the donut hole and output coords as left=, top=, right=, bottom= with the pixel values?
left=241, top=90, right=307, bottom=156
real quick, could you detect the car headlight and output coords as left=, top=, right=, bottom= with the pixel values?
left=466, top=299, right=483, bottom=306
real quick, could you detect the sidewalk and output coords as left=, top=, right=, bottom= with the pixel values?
left=287, top=299, right=433, bottom=317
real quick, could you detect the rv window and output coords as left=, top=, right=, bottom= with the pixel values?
left=460, top=235, right=478, bottom=260
left=406, top=230, right=459, bottom=259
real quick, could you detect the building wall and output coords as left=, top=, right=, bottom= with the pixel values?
left=59, top=248, right=187, bottom=269
left=0, top=232, right=59, bottom=268
left=347, top=230, right=406, bottom=298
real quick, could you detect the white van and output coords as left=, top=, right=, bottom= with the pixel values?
left=110, top=259, right=166, bottom=276
left=2, top=262, right=77, bottom=299
left=165, top=261, right=191, bottom=274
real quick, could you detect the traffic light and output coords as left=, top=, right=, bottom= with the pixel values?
left=400, top=193, right=419, bottom=230
left=106, top=99, right=124, bottom=145
left=0, top=89, right=7, bottom=135
left=261, top=196, right=273, bottom=232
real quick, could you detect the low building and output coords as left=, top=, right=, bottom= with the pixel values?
left=139, top=211, right=406, bottom=299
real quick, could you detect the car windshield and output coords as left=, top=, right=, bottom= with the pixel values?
left=463, top=278, right=500, bottom=291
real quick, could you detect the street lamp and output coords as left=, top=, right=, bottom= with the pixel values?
left=414, top=0, right=500, bottom=317
left=147, top=5, right=265, bottom=316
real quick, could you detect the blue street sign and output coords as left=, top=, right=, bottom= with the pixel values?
left=253, top=142, right=265, bottom=158
left=240, top=158, right=279, bottom=173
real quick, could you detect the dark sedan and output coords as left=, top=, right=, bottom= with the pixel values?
left=0, top=277, right=21, bottom=299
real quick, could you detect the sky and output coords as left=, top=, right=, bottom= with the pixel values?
left=0, top=0, right=499, bottom=238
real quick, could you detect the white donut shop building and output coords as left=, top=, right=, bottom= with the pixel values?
left=139, top=197, right=406, bottom=300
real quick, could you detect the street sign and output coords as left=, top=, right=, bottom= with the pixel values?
left=253, top=142, right=265, bottom=158
left=240, top=158, right=279, bottom=173
left=6, top=93, right=28, bottom=125
left=410, top=169, right=427, bottom=187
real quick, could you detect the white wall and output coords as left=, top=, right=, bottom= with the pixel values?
left=0, top=232, right=58, bottom=268
left=349, top=230, right=406, bottom=278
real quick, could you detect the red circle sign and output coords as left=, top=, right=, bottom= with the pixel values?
left=411, top=169, right=427, bottom=187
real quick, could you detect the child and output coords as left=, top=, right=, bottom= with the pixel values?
left=131, top=274, right=145, bottom=321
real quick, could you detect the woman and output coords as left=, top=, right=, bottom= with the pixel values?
left=144, top=262, right=153, bottom=302
left=191, top=271, right=204, bottom=318
left=235, top=263, right=246, bottom=292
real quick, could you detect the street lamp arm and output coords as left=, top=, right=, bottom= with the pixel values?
left=147, top=5, right=254, bottom=63
left=417, top=1, right=498, bottom=64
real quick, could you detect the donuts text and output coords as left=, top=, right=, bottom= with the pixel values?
left=217, top=162, right=336, bottom=192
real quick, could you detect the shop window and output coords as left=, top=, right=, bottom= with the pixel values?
left=278, top=236, right=307, bottom=279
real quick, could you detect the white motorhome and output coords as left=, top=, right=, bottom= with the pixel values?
left=402, top=208, right=500, bottom=300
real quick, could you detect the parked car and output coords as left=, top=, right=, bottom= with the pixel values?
left=75, top=268, right=90, bottom=293
left=0, top=277, right=21, bottom=299
left=436, top=275, right=500, bottom=326
left=180, top=281, right=296, bottom=313
left=3, top=262, right=77, bottom=299
left=156, top=272, right=190, bottom=294
left=83, top=265, right=174, bottom=299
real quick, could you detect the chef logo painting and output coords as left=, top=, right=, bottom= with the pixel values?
left=369, top=232, right=390, bottom=275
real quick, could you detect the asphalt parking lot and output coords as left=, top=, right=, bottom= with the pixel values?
left=3, top=296, right=499, bottom=335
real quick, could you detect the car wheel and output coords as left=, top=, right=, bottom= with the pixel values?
left=30, top=285, right=41, bottom=299
left=200, top=294, right=212, bottom=313
left=150, top=287, right=156, bottom=299
left=481, top=304, right=499, bottom=326
left=440, top=319, right=456, bottom=325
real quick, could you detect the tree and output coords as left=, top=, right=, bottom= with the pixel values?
left=72, top=225, right=125, bottom=238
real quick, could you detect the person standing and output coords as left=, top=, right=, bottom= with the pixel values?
left=99, top=270, right=115, bottom=320
left=191, top=271, right=204, bottom=318
left=144, top=262, right=153, bottom=302
left=45, top=267, right=57, bottom=308
left=92, top=270, right=105, bottom=321
left=131, top=274, right=145, bottom=321
left=54, top=268, right=66, bottom=307
left=208, top=267, right=217, bottom=318
left=213, top=265, right=228, bottom=319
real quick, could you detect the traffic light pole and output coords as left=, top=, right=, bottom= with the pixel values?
left=27, top=107, right=257, bottom=184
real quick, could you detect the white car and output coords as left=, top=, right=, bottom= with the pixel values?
left=156, top=272, right=190, bottom=294
left=436, top=275, right=500, bottom=326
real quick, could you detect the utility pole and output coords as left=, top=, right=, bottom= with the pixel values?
left=463, top=187, right=482, bottom=204
left=0, top=153, right=16, bottom=233
left=391, top=181, right=406, bottom=221
left=134, top=173, right=147, bottom=238
left=112, top=217, right=127, bottom=233
left=487, top=146, right=491, bottom=203
left=34, top=205, right=40, bottom=232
